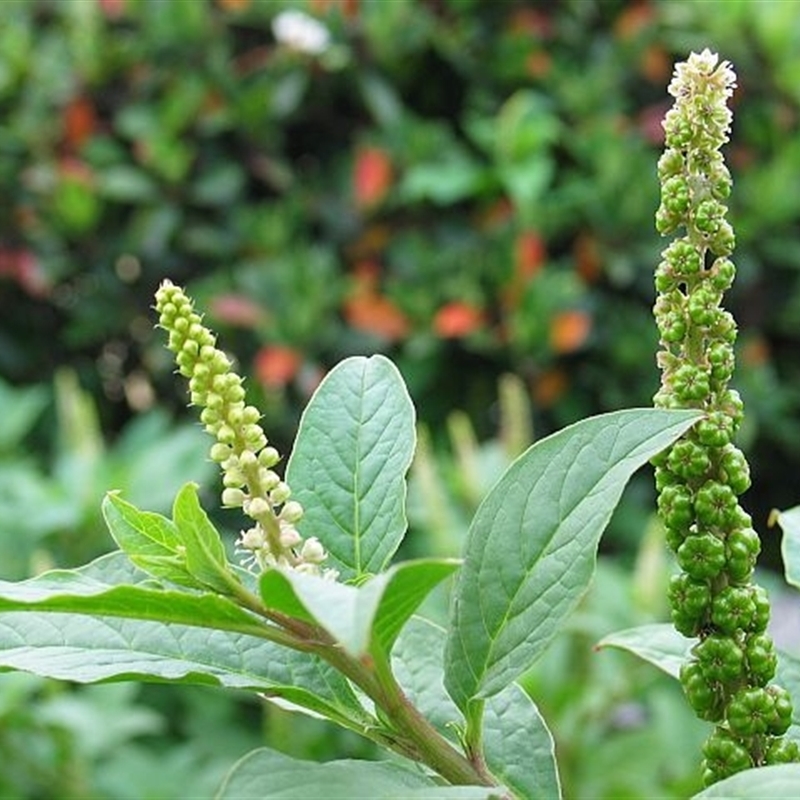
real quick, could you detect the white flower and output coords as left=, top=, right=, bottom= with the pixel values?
left=272, top=10, right=330, bottom=56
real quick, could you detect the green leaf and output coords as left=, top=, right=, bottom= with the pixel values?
left=773, top=505, right=800, bottom=589
left=596, top=623, right=692, bottom=679
left=392, top=616, right=463, bottom=739
left=484, top=684, right=561, bottom=800
left=286, top=355, right=416, bottom=581
left=691, top=765, right=800, bottom=798
left=259, top=559, right=458, bottom=658
left=97, top=164, right=158, bottom=202
left=774, top=649, right=800, bottom=738
left=444, top=408, right=702, bottom=709
left=0, top=611, right=367, bottom=729
left=598, top=624, right=800, bottom=735
left=216, top=747, right=498, bottom=799
left=392, top=617, right=560, bottom=799
left=172, top=483, right=236, bottom=594
left=393, top=618, right=561, bottom=799
left=102, top=491, right=198, bottom=588
left=0, top=555, right=369, bottom=730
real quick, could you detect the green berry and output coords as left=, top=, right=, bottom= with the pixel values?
left=677, top=532, right=726, bottom=580
left=764, top=737, right=800, bottom=765
left=695, top=481, right=738, bottom=528
left=702, top=727, right=753, bottom=785
left=695, top=633, right=745, bottom=683
left=671, top=363, right=711, bottom=404
left=696, top=412, right=734, bottom=448
left=668, top=440, right=712, bottom=480
left=681, top=660, right=723, bottom=721
left=719, top=445, right=751, bottom=494
left=658, top=483, right=695, bottom=533
left=669, top=573, right=711, bottom=637
left=727, top=687, right=773, bottom=736
left=711, top=585, right=756, bottom=634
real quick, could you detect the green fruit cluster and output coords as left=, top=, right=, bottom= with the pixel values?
left=652, top=51, right=798, bottom=785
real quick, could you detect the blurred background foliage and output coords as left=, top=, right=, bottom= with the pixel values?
left=1, top=0, right=800, bottom=797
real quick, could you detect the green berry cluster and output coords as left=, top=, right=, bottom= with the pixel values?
left=652, top=51, right=798, bottom=785
left=155, top=280, right=334, bottom=578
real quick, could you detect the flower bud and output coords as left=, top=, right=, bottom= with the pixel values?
left=221, top=488, right=246, bottom=507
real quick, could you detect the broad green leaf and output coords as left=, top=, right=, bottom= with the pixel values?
left=596, top=623, right=692, bottom=679
left=0, top=611, right=368, bottom=730
left=286, top=355, right=416, bottom=581
left=392, top=616, right=463, bottom=739
left=0, top=553, right=369, bottom=729
left=484, top=684, right=561, bottom=800
left=692, top=764, right=800, bottom=798
left=393, top=618, right=561, bottom=799
left=102, top=491, right=198, bottom=588
left=773, top=505, right=800, bottom=588
left=259, top=559, right=458, bottom=658
left=445, top=408, right=701, bottom=709
left=599, top=624, right=800, bottom=735
left=216, top=747, right=498, bottom=799
left=172, top=482, right=236, bottom=594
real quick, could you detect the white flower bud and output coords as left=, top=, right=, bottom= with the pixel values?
left=221, top=487, right=245, bottom=507
left=280, top=501, right=304, bottom=523
left=239, top=450, right=258, bottom=469
left=258, top=469, right=280, bottom=492
left=271, top=482, right=291, bottom=505
left=239, top=527, right=266, bottom=550
left=210, top=443, right=232, bottom=463
left=300, top=537, right=326, bottom=564
left=258, top=447, right=280, bottom=467
left=244, top=496, right=271, bottom=518
left=279, top=521, right=302, bottom=548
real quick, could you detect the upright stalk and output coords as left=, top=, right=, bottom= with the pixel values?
left=652, top=50, right=799, bottom=784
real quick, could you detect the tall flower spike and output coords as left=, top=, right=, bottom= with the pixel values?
left=155, top=280, right=335, bottom=579
left=653, top=51, right=798, bottom=785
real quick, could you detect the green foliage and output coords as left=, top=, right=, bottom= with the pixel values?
left=287, top=356, right=416, bottom=580
left=3, top=1, right=800, bottom=514
left=0, top=283, right=702, bottom=797
left=445, top=408, right=700, bottom=710
left=2, top=3, right=800, bottom=795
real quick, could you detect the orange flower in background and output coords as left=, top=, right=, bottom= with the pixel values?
left=526, top=51, right=552, bottom=79
left=354, top=147, right=393, bottom=209
left=311, top=0, right=359, bottom=17
left=550, top=309, right=592, bottom=354
left=573, top=231, right=602, bottom=284
left=640, top=44, right=671, bottom=84
left=254, top=345, right=302, bottom=389
left=613, top=2, right=655, bottom=40
left=433, top=302, right=485, bottom=339
left=343, top=261, right=409, bottom=341
left=514, top=230, right=546, bottom=282
left=532, top=368, right=568, bottom=408
left=504, top=230, right=546, bottom=310
left=741, top=335, right=770, bottom=368
left=343, top=293, right=410, bottom=341
left=63, top=95, right=97, bottom=151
